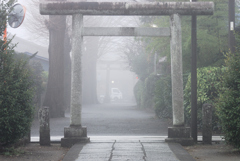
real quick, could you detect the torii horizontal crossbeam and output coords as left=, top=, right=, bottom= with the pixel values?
left=40, top=1, right=214, bottom=16
left=82, top=27, right=170, bottom=37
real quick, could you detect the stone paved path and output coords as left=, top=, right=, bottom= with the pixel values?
left=74, top=141, right=179, bottom=161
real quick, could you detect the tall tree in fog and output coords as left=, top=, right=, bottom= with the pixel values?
left=43, top=15, right=69, bottom=117
left=26, top=0, right=71, bottom=117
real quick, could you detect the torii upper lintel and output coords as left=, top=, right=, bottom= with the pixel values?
left=40, top=1, right=214, bottom=16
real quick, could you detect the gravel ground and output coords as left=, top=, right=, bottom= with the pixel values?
left=184, top=142, right=240, bottom=161
left=0, top=143, right=69, bottom=161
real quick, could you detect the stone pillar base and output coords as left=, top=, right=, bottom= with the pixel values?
left=61, top=126, right=90, bottom=147
left=165, top=126, right=194, bottom=146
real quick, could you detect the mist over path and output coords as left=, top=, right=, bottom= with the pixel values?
left=82, top=103, right=168, bottom=136
left=31, top=103, right=169, bottom=137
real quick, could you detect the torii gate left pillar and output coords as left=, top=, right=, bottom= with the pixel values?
left=61, top=14, right=90, bottom=147
left=40, top=1, right=214, bottom=147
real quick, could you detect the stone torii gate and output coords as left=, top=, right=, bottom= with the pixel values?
left=40, top=1, right=214, bottom=147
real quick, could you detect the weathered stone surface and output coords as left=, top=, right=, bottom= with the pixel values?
left=70, top=14, right=83, bottom=126
left=76, top=153, right=111, bottom=160
left=61, top=126, right=89, bottom=147
left=64, top=126, right=87, bottom=138
left=145, top=152, right=178, bottom=161
left=61, top=137, right=90, bottom=147
left=165, top=127, right=194, bottom=146
left=165, top=138, right=194, bottom=146
left=74, top=143, right=113, bottom=160
left=39, top=106, right=50, bottom=146
left=60, top=14, right=90, bottom=148
left=202, top=103, right=212, bottom=144
left=170, top=14, right=184, bottom=126
left=143, top=142, right=179, bottom=161
left=168, top=127, right=191, bottom=138
left=111, top=155, right=144, bottom=160
left=40, top=1, right=214, bottom=16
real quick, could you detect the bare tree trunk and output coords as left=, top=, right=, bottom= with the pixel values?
left=43, top=15, right=66, bottom=117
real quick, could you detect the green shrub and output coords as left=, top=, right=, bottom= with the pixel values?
left=216, top=52, right=240, bottom=149
left=154, top=75, right=172, bottom=118
left=0, top=51, right=35, bottom=146
left=0, top=1, right=35, bottom=146
left=184, top=67, right=223, bottom=130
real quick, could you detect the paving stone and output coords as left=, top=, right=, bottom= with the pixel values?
left=142, top=143, right=172, bottom=152
left=76, top=153, right=111, bottom=160
left=142, top=142, right=170, bottom=147
left=111, top=155, right=144, bottom=160
left=76, top=160, right=108, bottom=161
left=145, top=157, right=178, bottom=161
left=144, top=147, right=172, bottom=152
left=111, top=159, right=145, bottom=161
left=79, top=143, right=113, bottom=153
left=80, top=148, right=112, bottom=153
left=145, top=152, right=178, bottom=161
left=114, top=144, right=141, bottom=150
left=116, top=140, right=141, bottom=143
left=112, top=151, right=143, bottom=156
left=71, top=140, right=188, bottom=161
left=114, top=143, right=142, bottom=147
left=83, top=143, right=113, bottom=148
left=76, top=156, right=110, bottom=160
left=140, top=140, right=165, bottom=143
left=113, top=147, right=142, bottom=151
left=113, top=149, right=143, bottom=152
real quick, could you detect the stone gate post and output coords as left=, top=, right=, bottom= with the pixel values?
left=165, top=14, right=193, bottom=146
left=170, top=14, right=184, bottom=126
left=61, top=14, right=90, bottom=147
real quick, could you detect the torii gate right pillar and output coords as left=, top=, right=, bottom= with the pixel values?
left=165, top=14, right=193, bottom=146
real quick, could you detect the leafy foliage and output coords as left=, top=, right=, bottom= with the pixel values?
left=184, top=67, right=224, bottom=130
left=215, top=52, right=240, bottom=148
left=0, top=52, right=36, bottom=146
left=0, top=146, right=25, bottom=156
left=154, top=75, right=172, bottom=118
left=0, top=52, right=35, bottom=146
left=139, top=0, right=234, bottom=72
left=0, top=0, right=35, bottom=146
